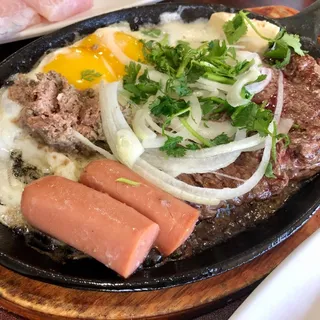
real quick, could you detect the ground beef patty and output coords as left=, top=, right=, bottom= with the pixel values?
left=9, top=71, right=102, bottom=152
left=179, top=54, right=320, bottom=218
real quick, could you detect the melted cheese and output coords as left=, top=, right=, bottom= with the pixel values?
left=0, top=91, right=95, bottom=227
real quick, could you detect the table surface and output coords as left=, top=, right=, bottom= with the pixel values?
left=0, top=1, right=318, bottom=319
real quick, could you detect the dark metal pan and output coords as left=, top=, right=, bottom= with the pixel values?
left=0, top=2, right=319, bottom=292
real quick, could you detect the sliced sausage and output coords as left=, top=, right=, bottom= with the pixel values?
left=21, top=176, right=159, bottom=278
left=80, top=159, right=199, bottom=256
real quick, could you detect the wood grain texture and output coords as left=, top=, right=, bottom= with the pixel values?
left=0, top=3, right=319, bottom=320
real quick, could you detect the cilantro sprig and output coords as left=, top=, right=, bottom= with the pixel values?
left=231, top=102, right=273, bottom=137
left=222, top=10, right=305, bottom=68
left=160, top=136, right=186, bottom=157
left=223, top=12, right=249, bottom=44
left=159, top=132, right=232, bottom=158
left=149, top=96, right=190, bottom=117
left=264, top=122, right=290, bottom=179
left=142, top=39, right=258, bottom=84
left=123, top=62, right=161, bottom=103
left=80, top=69, right=102, bottom=82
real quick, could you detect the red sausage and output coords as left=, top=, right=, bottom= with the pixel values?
left=21, top=176, right=159, bottom=278
left=80, top=160, right=199, bottom=256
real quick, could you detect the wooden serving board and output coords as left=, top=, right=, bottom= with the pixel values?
left=0, top=4, right=319, bottom=320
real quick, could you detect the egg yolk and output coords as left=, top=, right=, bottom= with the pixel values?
left=43, top=47, right=116, bottom=90
left=114, top=32, right=145, bottom=62
left=78, top=34, right=126, bottom=78
left=42, top=31, right=144, bottom=89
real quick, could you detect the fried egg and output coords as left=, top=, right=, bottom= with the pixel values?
left=36, top=27, right=144, bottom=90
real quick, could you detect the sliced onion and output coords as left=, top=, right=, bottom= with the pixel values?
left=246, top=67, right=273, bottom=95
left=243, top=141, right=265, bottom=152
left=174, top=95, right=202, bottom=142
left=133, top=126, right=272, bottom=204
left=195, top=77, right=231, bottom=93
left=184, top=131, right=264, bottom=158
left=142, top=136, right=167, bottom=149
left=148, top=69, right=169, bottom=86
left=100, top=82, right=120, bottom=157
left=197, top=121, right=236, bottom=139
left=236, top=51, right=262, bottom=66
left=274, top=70, right=284, bottom=124
left=212, top=171, right=246, bottom=182
left=100, top=81, right=144, bottom=166
left=97, top=63, right=284, bottom=205
left=144, top=113, right=164, bottom=135
left=144, top=129, right=262, bottom=161
left=132, top=109, right=157, bottom=141
left=141, top=130, right=246, bottom=177
left=134, top=159, right=221, bottom=205
left=116, top=129, right=144, bottom=168
left=100, top=83, right=218, bottom=204
left=227, top=66, right=261, bottom=107
left=142, top=150, right=241, bottom=177
left=73, top=131, right=114, bottom=160
left=169, top=117, right=183, bottom=132
left=244, top=70, right=284, bottom=152
left=278, top=117, right=294, bottom=134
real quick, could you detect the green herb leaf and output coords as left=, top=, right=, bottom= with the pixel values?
left=265, top=162, right=276, bottom=179
left=80, top=69, right=102, bottom=82
left=281, top=33, right=304, bottom=56
left=149, top=96, right=190, bottom=117
left=185, top=142, right=200, bottom=150
left=116, top=177, right=141, bottom=186
left=277, top=133, right=291, bottom=148
left=210, top=133, right=232, bottom=146
left=180, top=118, right=212, bottom=147
left=234, top=59, right=254, bottom=75
left=161, top=106, right=191, bottom=135
left=264, top=40, right=291, bottom=68
left=240, top=86, right=253, bottom=100
left=166, top=76, right=192, bottom=97
left=123, top=62, right=141, bottom=85
left=252, top=74, right=267, bottom=84
left=199, top=96, right=233, bottom=119
left=187, top=61, right=206, bottom=82
left=159, top=136, right=186, bottom=157
left=228, top=46, right=237, bottom=60
left=223, top=12, right=248, bottom=44
left=141, top=28, right=162, bottom=38
left=142, top=40, right=191, bottom=77
left=264, top=30, right=304, bottom=68
left=223, top=12, right=305, bottom=68
left=231, top=102, right=273, bottom=137
left=207, top=40, right=228, bottom=59
left=123, top=62, right=160, bottom=103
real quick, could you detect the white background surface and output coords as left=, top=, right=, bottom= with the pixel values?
left=230, top=228, right=320, bottom=320
left=1, top=0, right=160, bottom=44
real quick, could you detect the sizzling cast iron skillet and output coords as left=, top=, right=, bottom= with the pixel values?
left=0, top=2, right=319, bottom=292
